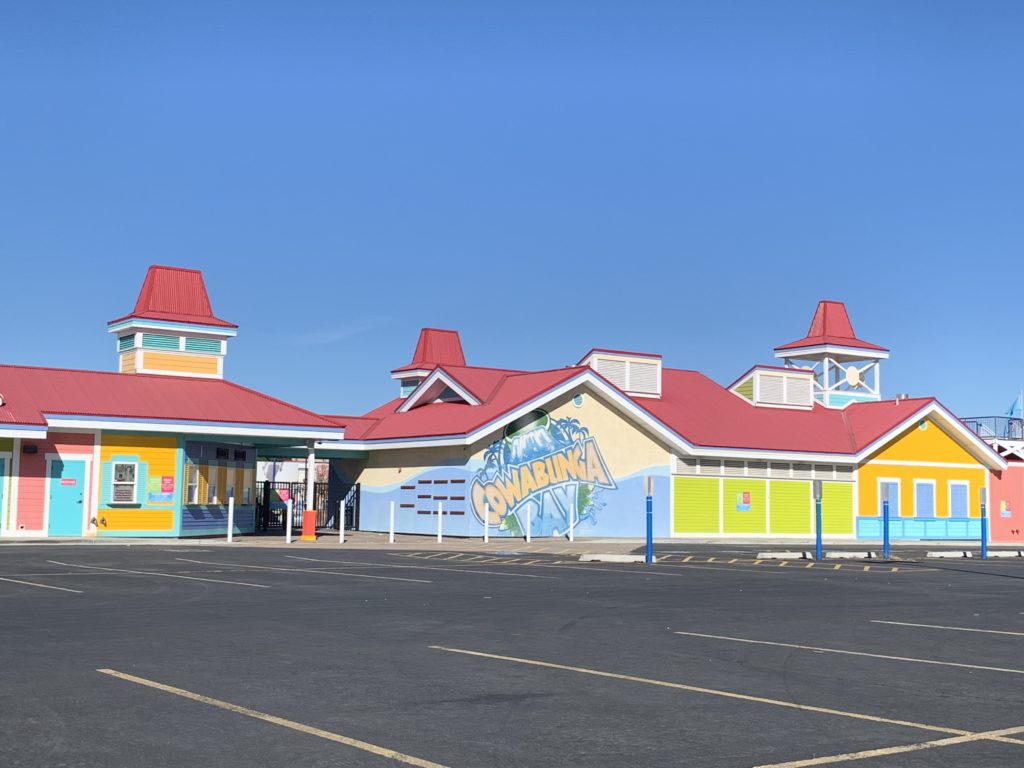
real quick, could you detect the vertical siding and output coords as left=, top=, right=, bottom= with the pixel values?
left=98, top=434, right=178, bottom=532
left=768, top=480, right=810, bottom=534
left=722, top=478, right=766, bottom=534
left=821, top=481, right=854, bottom=534
left=15, top=432, right=94, bottom=532
left=673, top=477, right=720, bottom=533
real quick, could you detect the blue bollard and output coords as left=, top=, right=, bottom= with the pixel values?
left=815, top=498, right=823, bottom=561
left=645, top=494, right=653, bottom=564
left=981, top=501, right=988, bottom=560
left=882, top=498, right=890, bottom=560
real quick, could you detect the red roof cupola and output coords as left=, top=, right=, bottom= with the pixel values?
left=392, top=328, right=466, bottom=373
left=107, top=266, right=237, bottom=379
left=109, top=265, right=237, bottom=329
left=775, top=300, right=887, bottom=354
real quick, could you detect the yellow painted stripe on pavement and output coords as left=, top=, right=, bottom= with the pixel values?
left=0, top=576, right=82, bottom=594
left=754, top=723, right=1024, bottom=767
left=673, top=631, right=1024, bottom=675
left=97, top=669, right=448, bottom=768
left=429, top=646, right=976, bottom=737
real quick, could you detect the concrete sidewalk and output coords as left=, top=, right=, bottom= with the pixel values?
left=0, top=529, right=1001, bottom=558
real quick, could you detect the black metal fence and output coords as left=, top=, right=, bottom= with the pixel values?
left=963, top=416, right=1023, bottom=440
left=255, top=481, right=360, bottom=533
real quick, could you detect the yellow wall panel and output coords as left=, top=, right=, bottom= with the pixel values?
left=769, top=480, right=811, bottom=534
left=102, top=509, right=175, bottom=531
left=723, top=478, right=766, bottom=534
left=821, top=481, right=854, bottom=534
left=857, top=464, right=986, bottom=518
left=673, top=477, right=720, bottom=533
left=119, top=352, right=136, bottom=373
left=869, top=418, right=978, bottom=464
left=99, top=434, right=178, bottom=531
left=142, top=351, right=219, bottom=375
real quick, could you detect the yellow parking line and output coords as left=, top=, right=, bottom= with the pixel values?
left=871, top=620, right=1024, bottom=638
left=754, top=722, right=1024, bottom=767
left=804, top=563, right=815, bottom=569
left=0, top=576, right=82, bottom=594
left=97, top=669, right=448, bottom=768
left=833, top=564, right=842, bottom=570
left=683, top=556, right=693, bottom=562
left=429, top=646, right=978, bottom=738
left=778, top=561, right=788, bottom=567
left=673, top=631, right=1024, bottom=675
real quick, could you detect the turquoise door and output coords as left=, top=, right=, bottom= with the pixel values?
left=48, top=459, right=86, bottom=536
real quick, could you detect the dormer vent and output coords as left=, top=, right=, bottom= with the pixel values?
left=391, top=328, right=466, bottom=396
left=578, top=348, right=662, bottom=398
left=730, top=365, right=814, bottom=409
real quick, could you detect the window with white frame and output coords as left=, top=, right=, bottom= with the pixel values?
left=878, top=480, right=900, bottom=516
left=111, top=462, right=137, bottom=504
left=949, top=482, right=969, bottom=519
left=914, top=480, right=935, bottom=518
left=186, top=465, right=200, bottom=505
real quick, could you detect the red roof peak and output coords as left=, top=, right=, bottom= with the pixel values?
left=396, top=328, right=466, bottom=372
left=775, top=300, right=888, bottom=354
left=109, top=265, right=237, bottom=329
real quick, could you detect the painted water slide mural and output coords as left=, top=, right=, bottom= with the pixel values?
left=470, top=410, right=615, bottom=537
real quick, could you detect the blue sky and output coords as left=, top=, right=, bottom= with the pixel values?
left=1, top=2, right=1022, bottom=417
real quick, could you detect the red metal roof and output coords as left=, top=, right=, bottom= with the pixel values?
left=0, top=364, right=339, bottom=430
left=391, top=328, right=466, bottom=373
left=108, top=265, right=237, bottom=329
left=341, top=366, right=584, bottom=440
left=775, top=300, right=887, bottom=353
left=342, top=359, right=940, bottom=456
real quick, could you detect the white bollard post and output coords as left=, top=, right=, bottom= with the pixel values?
left=568, top=503, right=574, bottom=542
left=437, top=500, right=443, bottom=543
left=285, top=498, right=293, bottom=544
left=227, top=496, right=235, bottom=543
left=526, top=505, right=532, bottom=543
left=389, top=500, right=396, bottom=543
left=339, top=500, right=345, bottom=544
left=483, top=502, right=489, bottom=544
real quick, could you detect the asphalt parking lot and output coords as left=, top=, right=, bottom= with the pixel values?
left=2, top=544, right=1023, bottom=767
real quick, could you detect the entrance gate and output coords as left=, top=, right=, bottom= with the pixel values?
left=255, top=481, right=360, bottom=533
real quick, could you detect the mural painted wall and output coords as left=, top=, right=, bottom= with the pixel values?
left=97, top=433, right=179, bottom=535
left=989, top=464, right=1024, bottom=543
left=343, top=388, right=673, bottom=537
left=856, top=418, right=987, bottom=539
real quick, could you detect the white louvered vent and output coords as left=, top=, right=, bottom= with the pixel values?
left=675, top=456, right=698, bottom=475
left=835, top=465, right=855, bottom=482
left=747, top=461, right=768, bottom=478
left=792, top=463, right=814, bottom=480
left=594, top=358, right=627, bottom=390
left=785, top=376, right=813, bottom=407
left=723, top=460, right=745, bottom=477
left=628, top=360, right=660, bottom=395
left=759, top=374, right=786, bottom=405
left=813, top=464, right=834, bottom=480
left=770, top=462, right=791, bottom=478
left=698, top=458, right=722, bottom=475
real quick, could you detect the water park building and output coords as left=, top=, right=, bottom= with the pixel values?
left=1, top=265, right=1021, bottom=544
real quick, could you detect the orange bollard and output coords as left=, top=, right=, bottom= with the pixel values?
left=300, top=509, right=317, bottom=541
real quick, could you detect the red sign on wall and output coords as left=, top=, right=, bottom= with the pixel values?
left=60, top=478, right=77, bottom=486
left=161, top=476, right=174, bottom=493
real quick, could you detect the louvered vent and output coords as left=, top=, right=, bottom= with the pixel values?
left=628, top=360, right=660, bottom=395
left=675, top=456, right=698, bottom=475
left=699, top=458, right=722, bottom=475
left=770, top=462, right=791, bottom=478
left=723, top=460, right=745, bottom=477
left=813, top=464, right=834, bottom=480
left=835, top=465, right=854, bottom=481
left=595, top=358, right=628, bottom=390
left=792, top=463, right=814, bottom=480
left=759, top=374, right=785, bottom=405
left=747, top=461, right=768, bottom=478
left=785, top=376, right=813, bottom=407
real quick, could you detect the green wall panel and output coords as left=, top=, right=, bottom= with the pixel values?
left=769, top=480, right=811, bottom=534
left=821, top=481, right=854, bottom=534
left=673, top=477, right=720, bottom=534
left=723, top=478, right=766, bottom=533
left=734, top=377, right=754, bottom=401
left=0, top=438, right=12, bottom=453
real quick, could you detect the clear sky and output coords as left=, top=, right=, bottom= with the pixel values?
left=2, top=2, right=1022, bottom=418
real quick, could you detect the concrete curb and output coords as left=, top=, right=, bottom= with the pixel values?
left=824, top=551, right=878, bottom=560
left=927, top=550, right=973, bottom=558
left=985, top=550, right=1023, bottom=558
left=756, top=551, right=812, bottom=560
left=579, top=554, right=655, bottom=564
